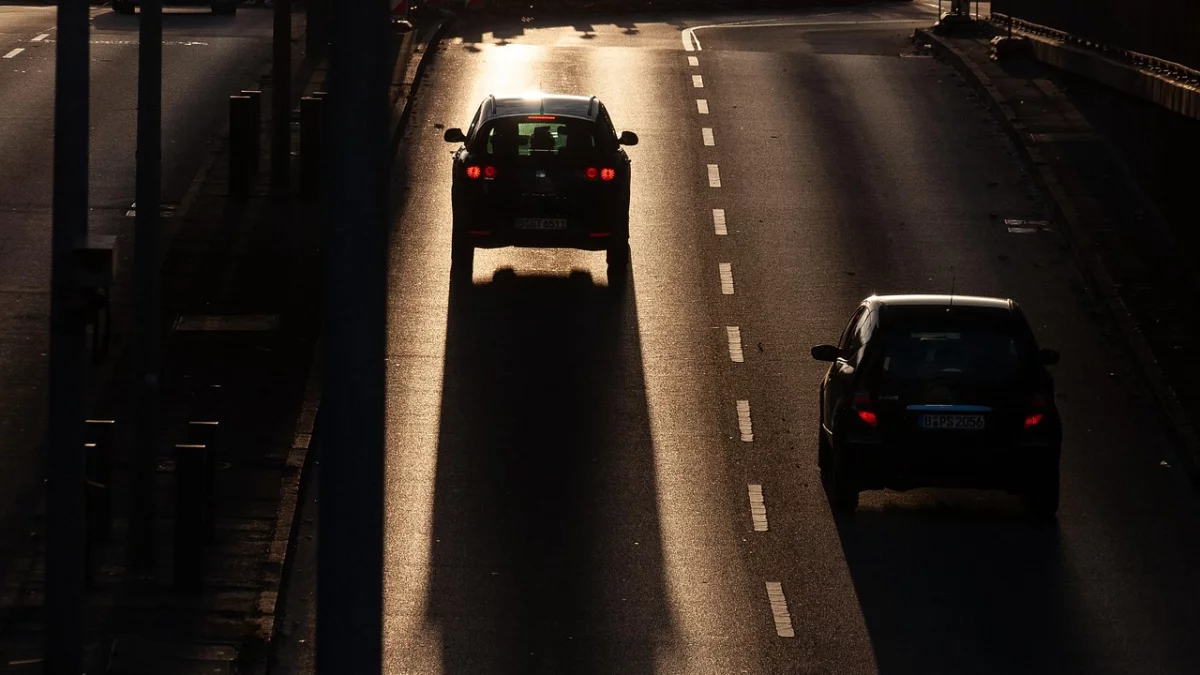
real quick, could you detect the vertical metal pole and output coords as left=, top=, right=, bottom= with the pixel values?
left=316, top=0, right=388, bottom=670
left=272, top=0, right=293, bottom=193
left=45, top=0, right=89, bottom=670
left=131, top=0, right=163, bottom=569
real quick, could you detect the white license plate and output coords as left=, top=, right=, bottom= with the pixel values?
left=514, top=217, right=567, bottom=231
left=919, top=414, right=985, bottom=430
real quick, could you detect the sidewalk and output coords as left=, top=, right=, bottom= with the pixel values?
left=0, top=13, right=323, bottom=675
left=914, top=20, right=1200, bottom=483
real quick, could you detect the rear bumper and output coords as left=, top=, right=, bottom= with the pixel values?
left=844, top=439, right=1060, bottom=492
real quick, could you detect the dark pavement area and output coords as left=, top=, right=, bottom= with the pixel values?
left=0, top=5, right=332, bottom=672
left=376, top=4, right=1200, bottom=674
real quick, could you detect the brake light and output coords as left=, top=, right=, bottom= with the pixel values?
left=600, top=168, right=616, bottom=181
left=483, top=165, right=497, bottom=179
left=851, top=391, right=876, bottom=427
left=585, top=167, right=598, bottom=180
left=465, top=165, right=481, bottom=179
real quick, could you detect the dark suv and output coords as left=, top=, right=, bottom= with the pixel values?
left=442, top=93, right=638, bottom=285
left=811, top=294, right=1062, bottom=516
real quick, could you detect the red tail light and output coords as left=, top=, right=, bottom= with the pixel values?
left=483, top=165, right=497, bottom=179
left=465, top=165, right=481, bottom=179
left=600, top=168, right=616, bottom=181
left=851, top=391, right=876, bottom=427
left=585, top=167, right=598, bottom=180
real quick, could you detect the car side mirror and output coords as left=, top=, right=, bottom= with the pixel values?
left=443, top=128, right=466, bottom=143
left=1038, top=348, right=1059, bottom=365
left=618, top=130, right=638, bottom=146
left=811, top=344, right=839, bottom=362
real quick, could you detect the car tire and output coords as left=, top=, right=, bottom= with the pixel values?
left=450, top=228, right=473, bottom=284
left=606, top=241, right=630, bottom=286
left=212, top=2, right=237, bottom=15
left=113, top=0, right=135, bottom=14
left=827, top=437, right=859, bottom=513
left=1024, top=467, right=1060, bottom=519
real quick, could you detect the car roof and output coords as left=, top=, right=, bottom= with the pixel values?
left=866, top=294, right=1014, bottom=311
left=482, top=93, right=602, bottom=122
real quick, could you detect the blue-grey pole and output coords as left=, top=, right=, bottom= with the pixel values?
left=316, top=0, right=389, bottom=670
left=45, top=0, right=90, bottom=670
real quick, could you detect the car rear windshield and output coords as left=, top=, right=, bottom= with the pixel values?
left=879, top=329, right=1023, bottom=383
left=475, top=116, right=607, bottom=159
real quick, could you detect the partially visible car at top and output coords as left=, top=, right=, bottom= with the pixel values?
left=112, top=0, right=239, bottom=15
left=811, top=294, right=1062, bottom=516
left=442, top=93, right=638, bottom=285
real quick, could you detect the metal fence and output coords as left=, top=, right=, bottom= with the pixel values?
left=992, top=0, right=1200, bottom=71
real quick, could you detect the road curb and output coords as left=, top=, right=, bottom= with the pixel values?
left=914, top=27, right=1200, bottom=486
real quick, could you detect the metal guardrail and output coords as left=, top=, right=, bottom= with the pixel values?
left=991, top=13, right=1200, bottom=89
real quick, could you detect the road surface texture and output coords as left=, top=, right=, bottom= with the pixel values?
left=375, top=3, right=1200, bottom=675
left=0, top=1, right=282, bottom=591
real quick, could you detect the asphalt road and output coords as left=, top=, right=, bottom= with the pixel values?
left=377, top=3, right=1200, bottom=675
left=0, top=2, right=278, bottom=578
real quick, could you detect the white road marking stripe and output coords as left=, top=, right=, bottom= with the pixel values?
left=702, top=127, right=715, bottom=146
left=32, top=34, right=49, bottom=42
left=712, top=208, right=727, bottom=235
left=719, top=262, right=734, bottom=294
left=697, top=99, right=709, bottom=114
left=692, top=74, right=704, bottom=88
left=688, top=55, right=699, bottom=66
left=3, top=48, right=24, bottom=59
left=736, top=400, right=753, bottom=441
left=748, top=484, right=768, bottom=531
left=707, top=164, right=721, bottom=187
left=765, top=582, right=796, bottom=637
left=726, top=326, right=743, bottom=362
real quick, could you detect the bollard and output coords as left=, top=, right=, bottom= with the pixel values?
left=299, top=96, right=323, bottom=197
left=240, top=89, right=263, bottom=178
left=188, top=420, right=221, bottom=543
left=229, top=95, right=254, bottom=197
left=84, top=420, right=115, bottom=543
left=174, top=443, right=208, bottom=592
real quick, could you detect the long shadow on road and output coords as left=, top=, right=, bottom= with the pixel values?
left=836, top=504, right=1097, bottom=675
left=424, top=268, right=673, bottom=674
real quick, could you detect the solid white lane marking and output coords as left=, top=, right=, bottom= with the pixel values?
left=688, top=55, right=699, bottom=66
left=712, top=208, right=727, bottom=235
left=748, top=484, right=768, bottom=531
left=726, top=326, right=743, bottom=362
left=692, top=74, right=704, bottom=88
left=697, top=99, right=709, bottom=114
left=736, top=400, right=753, bottom=441
left=3, top=48, right=24, bottom=59
left=707, top=164, right=721, bottom=187
left=719, top=262, right=734, bottom=294
left=702, top=127, right=715, bottom=146
left=32, top=34, right=49, bottom=42
left=765, top=582, right=796, bottom=637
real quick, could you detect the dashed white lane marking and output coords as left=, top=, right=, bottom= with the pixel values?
left=736, top=399, right=753, bottom=441
left=687, top=55, right=699, bottom=66
left=765, top=582, right=796, bottom=637
left=725, top=326, right=743, bottom=362
left=692, top=74, right=704, bottom=88
left=702, top=127, right=715, bottom=146
left=748, top=484, right=768, bottom=531
left=3, top=48, right=24, bottom=59
left=707, top=164, right=721, bottom=187
left=718, top=262, right=734, bottom=295
left=712, top=208, right=727, bottom=235
left=32, top=34, right=49, bottom=42
left=697, top=99, right=709, bottom=114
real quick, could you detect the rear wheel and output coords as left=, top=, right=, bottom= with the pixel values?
left=1024, top=466, right=1060, bottom=519
left=113, top=0, right=135, bottom=14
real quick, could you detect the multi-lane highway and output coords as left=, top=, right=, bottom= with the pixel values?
left=381, top=3, right=1200, bottom=674
left=0, top=2, right=281, bottom=575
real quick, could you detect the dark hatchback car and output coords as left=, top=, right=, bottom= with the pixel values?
left=442, top=93, right=638, bottom=284
left=812, top=294, right=1062, bottom=516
